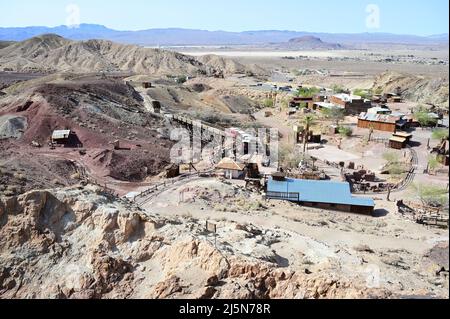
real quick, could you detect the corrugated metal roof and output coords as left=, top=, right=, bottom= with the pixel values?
left=52, top=130, right=71, bottom=140
left=358, top=112, right=399, bottom=124
left=267, top=178, right=374, bottom=207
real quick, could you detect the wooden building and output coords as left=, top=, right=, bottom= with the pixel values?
left=393, top=132, right=412, bottom=143
left=389, top=136, right=407, bottom=149
left=330, top=94, right=372, bottom=115
left=215, top=157, right=246, bottom=180
left=357, top=113, right=406, bottom=133
left=290, top=95, right=325, bottom=110
left=51, top=130, right=82, bottom=147
left=290, top=96, right=314, bottom=109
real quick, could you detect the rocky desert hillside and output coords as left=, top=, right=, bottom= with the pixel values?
left=0, top=34, right=269, bottom=77
left=0, top=185, right=394, bottom=299
left=373, top=71, right=449, bottom=109
left=0, top=41, right=15, bottom=50
left=196, top=54, right=269, bottom=76
left=0, top=75, right=174, bottom=197
left=0, top=35, right=212, bottom=76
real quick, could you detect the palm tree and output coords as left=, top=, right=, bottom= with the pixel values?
left=302, top=115, right=316, bottom=154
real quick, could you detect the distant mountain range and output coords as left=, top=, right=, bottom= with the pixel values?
left=0, top=24, right=448, bottom=46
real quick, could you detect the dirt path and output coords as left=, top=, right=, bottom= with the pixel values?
left=141, top=178, right=446, bottom=255
left=253, top=108, right=293, bottom=145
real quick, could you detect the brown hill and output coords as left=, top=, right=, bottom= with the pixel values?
left=373, top=71, right=449, bottom=109
left=197, top=54, right=269, bottom=76
left=285, top=36, right=342, bottom=49
left=0, top=41, right=16, bottom=50
left=0, top=34, right=219, bottom=76
left=0, top=77, right=174, bottom=195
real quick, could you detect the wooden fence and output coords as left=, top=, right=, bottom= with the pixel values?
left=266, top=191, right=300, bottom=202
left=133, top=169, right=215, bottom=204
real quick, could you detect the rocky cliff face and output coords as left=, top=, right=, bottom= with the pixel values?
left=0, top=186, right=393, bottom=299
left=373, top=71, right=449, bottom=109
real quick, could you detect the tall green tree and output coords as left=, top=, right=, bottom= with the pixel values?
left=416, top=111, right=437, bottom=128
left=301, top=115, right=316, bottom=154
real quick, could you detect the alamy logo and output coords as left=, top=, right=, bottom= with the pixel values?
left=366, top=4, right=381, bottom=29
left=365, top=264, right=381, bottom=288
left=168, top=122, right=279, bottom=167
left=66, top=4, right=81, bottom=29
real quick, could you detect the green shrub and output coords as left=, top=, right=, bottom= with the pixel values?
left=338, top=126, right=353, bottom=137
left=263, top=98, right=274, bottom=108
left=296, top=86, right=320, bottom=98
left=332, top=84, right=346, bottom=94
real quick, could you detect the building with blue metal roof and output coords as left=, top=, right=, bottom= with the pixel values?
left=266, top=177, right=375, bottom=215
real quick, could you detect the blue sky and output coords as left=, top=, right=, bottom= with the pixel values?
left=0, top=0, right=448, bottom=35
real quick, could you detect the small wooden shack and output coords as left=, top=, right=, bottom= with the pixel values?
left=215, top=157, right=246, bottom=180
left=393, top=132, right=412, bottom=143
left=389, top=136, right=407, bottom=149
left=51, top=130, right=82, bottom=147
left=389, top=132, right=412, bottom=149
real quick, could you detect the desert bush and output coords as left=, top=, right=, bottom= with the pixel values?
left=373, top=87, right=383, bottom=95
left=263, top=98, right=274, bottom=108
left=353, top=88, right=371, bottom=99
left=332, top=84, right=346, bottom=94
left=321, top=108, right=345, bottom=125
left=279, top=145, right=300, bottom=169
left=432, top=129, right=449, bottom=141
left=411, top=183, right=449, bottom=207
left=382, top=152, right=400, bottom=164
left=176, top=75, right=187, bottom=84
left=338, top=126, right=353, bottom=137
left=427, top=156, right=440, bottom=173
left=296, top=86, right=320, bottom=98
left=387, top=163, right=406, bottom=176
